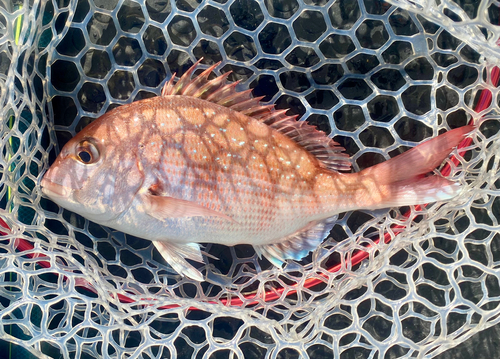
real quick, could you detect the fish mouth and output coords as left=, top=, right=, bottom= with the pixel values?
left=41, top=178, right=72, bottom=198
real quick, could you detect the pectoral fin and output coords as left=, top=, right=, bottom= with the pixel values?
left=142, top=193, right=235, bottom=222
left=153, top=241, right=205, bottom=281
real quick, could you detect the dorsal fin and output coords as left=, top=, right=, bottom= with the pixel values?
left=163, top=59, right=351, bottom=172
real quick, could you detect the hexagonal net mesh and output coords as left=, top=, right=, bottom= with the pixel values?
left=1, top=0, right=500, bottom=358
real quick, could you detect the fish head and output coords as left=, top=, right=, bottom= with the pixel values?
left=41, top=122, right=145, bottom=223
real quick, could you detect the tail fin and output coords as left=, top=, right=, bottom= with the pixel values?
left=360, top=125, right=473, bottom=184
left=358, top=125, right=472, bottom=209
left=376, top=176, right=461, bottom=208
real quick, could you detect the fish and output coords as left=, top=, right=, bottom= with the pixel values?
left=41, top=60, right=473, bottom=281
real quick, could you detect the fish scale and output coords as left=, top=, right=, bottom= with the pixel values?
left=141, top=96, right=326, bottom=243
left=41, top=62, right=472, bottom=280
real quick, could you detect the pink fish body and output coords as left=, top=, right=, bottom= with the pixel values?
left=41, top=62, right=472, bottom=280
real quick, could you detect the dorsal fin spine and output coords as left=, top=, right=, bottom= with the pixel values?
left=161, top=75, right=176, bottom=96
left=207, top=81, right=241, bottom=103
left=260, top=109, right=289, bottom=124
left=230, top=96, right=265, bottom=112
left=217, top=89, right=254, bottom=107
left=182, top=63, right=219, bottom=97
left=172, top=59, right=202, bottom=95
left=243, top=104, right=275, bottom=118
left=193, top=72, right=231, bottom=99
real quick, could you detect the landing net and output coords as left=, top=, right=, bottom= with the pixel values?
left=1, top=0, right=500, bottom=358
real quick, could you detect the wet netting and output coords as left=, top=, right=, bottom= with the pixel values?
left=1, top=0, right=500, bottom=358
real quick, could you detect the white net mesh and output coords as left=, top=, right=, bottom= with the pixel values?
left=1, top=0, right=500, bottom=358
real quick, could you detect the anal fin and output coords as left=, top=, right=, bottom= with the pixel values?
left=254, top=217, right=336, bottom=267
left=153, top=241, right=205, bottom=281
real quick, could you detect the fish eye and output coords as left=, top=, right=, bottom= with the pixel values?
left=78, top=150, right=92, bottom=163
left=76, top=140, right=99, bottom=164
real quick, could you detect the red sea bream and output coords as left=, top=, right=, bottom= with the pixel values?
left=41, top=61, right=472, bottom=280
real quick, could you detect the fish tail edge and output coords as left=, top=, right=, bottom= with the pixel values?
left=355, top=125, right=473, bottom=209
left=360, top=125, right=474, bottom=185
